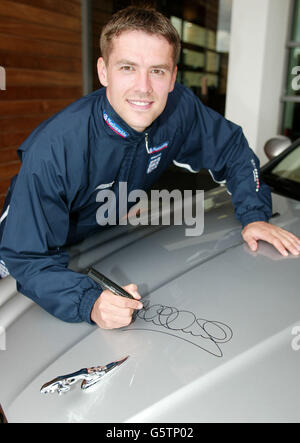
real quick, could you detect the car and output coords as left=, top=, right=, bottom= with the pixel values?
left=0, top=137, right=300, bottom=423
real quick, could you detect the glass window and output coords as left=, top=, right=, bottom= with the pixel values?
left=169, top=0, right=232, bottom=116
left=170, top=16, right=182, bottom=38
left=207, top=30, right=216, bottom=50
left=281, top=0, right=300, bottom=140
left=182, top=72, right=218, bottom=90
left=216, top=0, right=232, bottom=52
left=183, top=71, right=204, bottom=89
left=206, top=51, right=219, bottom=72
left=292, top=0, right=300, bottom=41
left=182, top=21, right=206, bottom=47
left=282, top=102, right=300, bottom=140
left=182, top=49, right=205, bottom=68
left=206, top=74, right=218, bottom=88
left=272, top=145, right=300, bottom=183
left=285, top=47, right=300, bottom=96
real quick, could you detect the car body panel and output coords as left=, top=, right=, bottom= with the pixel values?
left=1, top=187, right=300, bottom=422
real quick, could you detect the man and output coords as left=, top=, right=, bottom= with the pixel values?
left=0, top=7, right=299, bottom=329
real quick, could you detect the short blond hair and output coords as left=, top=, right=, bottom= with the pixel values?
left=100, top=6, right=181, bottom=66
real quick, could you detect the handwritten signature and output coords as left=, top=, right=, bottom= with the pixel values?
left=127, top=300, right=233, bottom=357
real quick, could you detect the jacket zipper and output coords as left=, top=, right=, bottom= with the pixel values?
left=145, top=132, right=150, bottom=154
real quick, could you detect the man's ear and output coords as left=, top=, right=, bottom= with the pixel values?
left=97, top=57, right=108, bottom=87
left=169, top=65, right=178, bottom=93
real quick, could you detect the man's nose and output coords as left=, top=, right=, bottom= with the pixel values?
left=135, top=71, right=153, bottom=94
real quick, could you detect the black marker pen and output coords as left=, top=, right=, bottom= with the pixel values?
left=87, top=267, right=136, bottom=300
left=87, top=267, right=141, bottom=322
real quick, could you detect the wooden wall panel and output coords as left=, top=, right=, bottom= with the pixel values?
left=0, top=0, right=83, bottom=211
left=0, top=0, right=81, bottom=31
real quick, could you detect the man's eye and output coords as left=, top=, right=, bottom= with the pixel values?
left=120, top=65, right=134, bottom=71
left=151, top=69, right=164, bottom=75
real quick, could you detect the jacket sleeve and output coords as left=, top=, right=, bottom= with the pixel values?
left=174, top=91, right=272, bottom=227
left=0, top=142, right=102, bottom=324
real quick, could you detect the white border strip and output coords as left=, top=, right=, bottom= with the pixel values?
left=173, top=160, right=199, bottom=173
left=208, top=170, right=232, bottom=196
left=0, top=205, right=9, bottom=225
left=208, top=169, right=226, bottom=185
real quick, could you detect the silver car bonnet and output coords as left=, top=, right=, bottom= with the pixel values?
left=1, top=187, right=300, bottom=422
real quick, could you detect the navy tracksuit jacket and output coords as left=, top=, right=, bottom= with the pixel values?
left=0, top=83, right=272, bottom=323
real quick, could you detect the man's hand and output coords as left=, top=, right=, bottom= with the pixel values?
left=90, top=283, right=143, bottom=329
left=242, top=221, right=300, bottom=256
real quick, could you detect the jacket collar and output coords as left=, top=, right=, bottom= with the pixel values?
left=101, top=88, right=158, bottom=141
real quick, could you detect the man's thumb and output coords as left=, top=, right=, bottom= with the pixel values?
left=248, top=239, right=257, bottom=251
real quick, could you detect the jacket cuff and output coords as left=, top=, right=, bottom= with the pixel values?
left=240, top=211, right=270, bottom=229
left=79, top=285, right=102, bottom=324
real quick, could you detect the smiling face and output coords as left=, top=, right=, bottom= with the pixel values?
left=97, top=30, right=177, bottom=132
